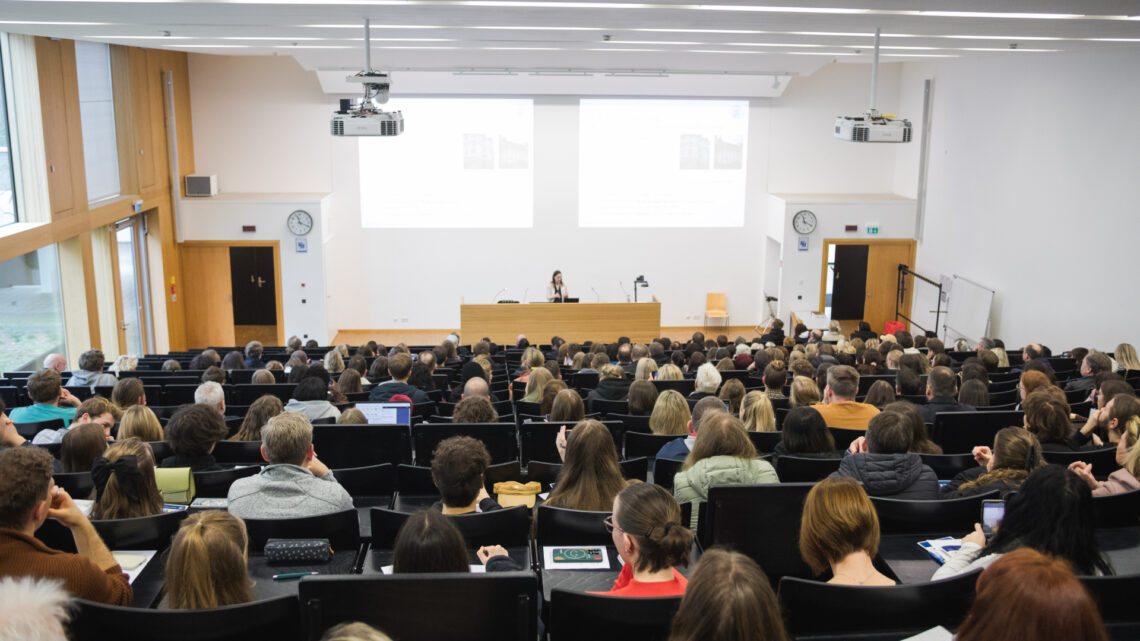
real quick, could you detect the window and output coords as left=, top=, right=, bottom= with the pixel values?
left=358, top=98, right=534, bottom=228
left=0, top=244, right=66, bottom=373
left=75, top=40, right=120, bottom=203
left=0, top=38, right=15, bottom=226
left=578, top=99, right=749, bottom=228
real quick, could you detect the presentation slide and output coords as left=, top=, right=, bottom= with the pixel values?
left=359, top=98, right=534, bottom=228
left=578, top=99, right=749, bottom=228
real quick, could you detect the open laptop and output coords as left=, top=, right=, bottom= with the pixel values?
left=352, top=401, right=412, bottom=425
left=552, top=298, right=580, bottom=303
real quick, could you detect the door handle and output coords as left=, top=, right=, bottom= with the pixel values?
left=257, top=277, right=266, bottom=288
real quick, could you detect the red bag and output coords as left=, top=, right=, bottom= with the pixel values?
left=882, top=321, right=905, bottom=336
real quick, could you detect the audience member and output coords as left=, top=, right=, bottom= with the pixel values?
left=106, top=354, right=137, bottom=375
left=10, top=369, right=80, bottom=425
left=739, top=391, right=776, bottom=432
left=656, top=363, right=683, bottom=380
left=1065, top=351, right=1113, bottom=394
left=635, top=357, right=658, bottom=381
left=718, top=378, right=745, bottom=414
left=549, top=389, right=585, bottom=423
left=1116, top=343, right=1140, bottom=372
left=831, top=411, right=938, bottom=499
left=221, top=351, right=246, bottom=371
left=954, top=548, right=1108, bottom=641
left=250, top=368, right=276, bottom=385
left=774, top=407, right=838, bottom=458
left=60, top=422, right=109, bottom=474
left=655, top=396, right=728, bottom=461
left=863, top=380, right=896, bottom=409
left=760, top=319, right=786, bottom=345
left=430, top=436, right=501, bottom=514
left=789, top=375, right=821, bottom=407
left=673, top=414, right=778, bottom=528
left=933, top=465, right=1112, bottom=580
left=1070, top=395, right=1140, bottom=495
left=916, top=366, right=977, bottom=423
left=453, top=395, right=499, bottom=423
left=895, top=367, right=923, bottom=396
left=189, top=349, right=221, bottom=371
left=799, top=477, right=894, bottom=586
left=880, top=401, right=941, bottom=455
left=1023, top=388, right=1086, bottom=451
left=338, top=408, right=368, bottom=424
left=957, top=379, right=989, bottom=407
left=117, top=405, right=164, bottom=442
left=230, top=394, right=284, bottom=441
left=546, top=420, right=627, bottom=511
left=627, top=380, right=658, bottom=416
left=42, top=353, right=67, bottom=373
left=650, top=390, right=692, bottom=436
left=812, top=366, right=879, bottom=430
left=193, top=380, right=227, bottom=415
left=162, top=358, right=183, bottom=372
left=666, top=548, right=787, bottom=641
left=243, top=341, right=265, bottom=369
left=110, top=377, right=147, bottom=409
left=585, top=365, right=629, bottom=406
left=33, top=396, right=120, bottom=445
left=165, top=511, right=254, bottom=609
left=943, top=427, right=1045, bottom=498
left=159, top=404, right=228, bottom=471
left=596, top=483, right=692, bottom=597
left=90, top=438, right=164, bottom=520
left=200, top=365, right=226, bottom=385
left=284, top=376, right=342, bottom=422
left=369, top=353, right=430, bottom=405
left=227, top=412, right=353, bottom=519
left=337, top=368, right=364, bottom=395
left=0, top=447, right=131, bottom=604
left=392, top=509, right=517, bottom=573
left=320, top=622, right=394, bottom=641
left=690, top=363, right=722, bottom=400
left=66, top=349, right=118, bottom=389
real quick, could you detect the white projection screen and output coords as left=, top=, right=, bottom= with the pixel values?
left=359, top=98, right=534, bottom=228
left=578, top=99, right=749, bottom=228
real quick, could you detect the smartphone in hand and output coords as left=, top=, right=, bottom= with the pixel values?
left=981, top=499, right=1004, bottom=540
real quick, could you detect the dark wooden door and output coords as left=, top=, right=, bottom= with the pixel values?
left=831, top=244, right=868, bottom=320
left=229, top=247, right=277, bottom=326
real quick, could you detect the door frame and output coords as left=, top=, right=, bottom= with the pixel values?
left=818, top=238, right=918, bottom=322
left=179, top=240, right=285, bottom=347
left=108, top=215, right=155, bottom=356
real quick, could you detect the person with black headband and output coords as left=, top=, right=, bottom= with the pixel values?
left=89, top=438, right=165, bottom=521
left=546, top=270, right=569, bottom=302
left=594, top=483, right=693, bottom=597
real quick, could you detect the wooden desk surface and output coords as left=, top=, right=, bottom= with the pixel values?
left=461, top=302, right=661, bottom=344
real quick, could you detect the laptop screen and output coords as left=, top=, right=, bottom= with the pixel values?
left=353, top=402, right=412, bottom=425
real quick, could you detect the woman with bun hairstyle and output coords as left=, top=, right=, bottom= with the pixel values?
left=595, top=483, right=693, bottom=597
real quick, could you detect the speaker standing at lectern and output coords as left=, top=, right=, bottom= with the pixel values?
left=547, top=270, right=569, bottom=302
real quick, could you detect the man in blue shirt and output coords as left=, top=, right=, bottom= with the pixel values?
left=9, top=369, right=80, bottom=426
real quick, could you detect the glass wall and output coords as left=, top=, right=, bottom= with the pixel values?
left=0, top=245, right=66, bottom=372
left=0, top=38, right=16, bottom=226
left=75, top=40, right=120, bottom=203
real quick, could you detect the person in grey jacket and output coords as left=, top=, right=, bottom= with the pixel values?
left=227, top=411, right=353, bottom=519
left=672, top=413, right=778, bottom=528
left=283, top=377, right=342, bottom=422
left=829, top=411, right=939, bottom=500
left=65, top=349, right=118, bottom=390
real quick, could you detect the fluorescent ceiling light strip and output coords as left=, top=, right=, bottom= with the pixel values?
left=0, top=20, right=109, bottom=26
left=690, top=4, right=868, bottom=13
left=470, top=25, right=605, bottom=30
left=961, top=47, right=1060, bottom=52
left=272, top=45, right=354, bottom=48
left=881, top=54, right=959, bottom=58
left=917, top=11, right=1082, bottom=19
left=724, top=42, right=824, bottom=47
left=378, top=45, right=459, bottom=49
left=301, top=24, right=442, bottom=28
left=688, top=49, right=766, bottom=53
left=786, top=51, right=857, bottom=56
left=483, top=46, right=567, bottom=49
left=585, top=47, right=662, bottom=51
left=174, top=45, right=253, bottom=48
left=83, top=35, right=195, bottom=40
left=461, top=1, right=649, bottom=6
left=605, top=40, right=701, bottom=45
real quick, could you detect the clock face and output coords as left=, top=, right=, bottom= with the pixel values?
left=793, top=210, right=817, bottom=234
left=287, top=210, right=313, bottom=236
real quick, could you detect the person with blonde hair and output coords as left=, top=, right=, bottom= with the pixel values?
left=799, top=477, right=895, bottom=586
left=634, top=357, right=658, bottom=381
left=520, top=367, right=554, bottom=405
left=165, top=511, right=254, bottom=609
left=656, top=364, right=683, bottom=380
left=673, top=414, right=777, bottom=528
left=585, top=364, right=630, bottom=405
left=321, top=622, right=394, bottom=641
left=789, top=375, right=821, bottom=407
left=250, top=368, right=276, bottom=385
left=337, top=408, right=368, bottom=424
left=740, top=391, right=776, bottom=432
left=90, top=438, right=164, bottom=520
left=513, top=347, right=546, bottom=386
left=1116, top=343, right=1140, bottom=372
left=230, top=394, right=284, bottom=442
left=337, top=368, right=363, bottom=395
left=649, top=390, right=691, bottom=436
left=117, top=405, right=164, bottom=442
left=324, top=350, right=345, bottom=375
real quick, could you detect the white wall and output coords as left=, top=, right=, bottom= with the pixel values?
left=177, top=195, right=332, bottom=343
left=188, top=54, right=906, bottom=334
left=764, top=194, right=917, bottom=322
left=893, top=51, right=1140, bottom=350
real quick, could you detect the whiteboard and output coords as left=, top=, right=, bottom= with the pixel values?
left=944, top=275, right=994, bottom=344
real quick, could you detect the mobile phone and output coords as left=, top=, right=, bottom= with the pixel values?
left=981, top=499, right=1004, bottom=540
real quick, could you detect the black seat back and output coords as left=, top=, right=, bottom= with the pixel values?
left=653, top=457, right=685, bottom=492
left=870, top=490, right=1000, bottom=536
left=332, top=463, right=395, bottom=507
left=14, top=418, right=64, bottom=439
left=1093, top=488, right=1140, bottom=528
left=746, top=430, right=782, bottom=454
left=920, top=453, right=979, bottom=480
left=192, top=466, right=260, bottom=498
left=243, top=509, right=360, bottom=552
left=550, top=589, right=681, bottom=641
left=312, top=424, right=412, bottom=469
left=447, top=504, right=531, bottom=547
left=412, top=423, right=518, bottom=465
left=298, top=573, right=538, bottom=641
left=827, top=427, right=864, bottom=451
left=624, top=432, right=680, bottom=460
left=53, top=471, right=94, bottom=498
left=69, top=595, right=300, bottom=641
left=92, top=510, right=189, bottom=550
left=778, top=569, right=982, bottom=638
left=774, top=455, right=842, bottom=482
left=707, top=483, right=815, bottom=583
left=1042, top=446, right=1119, bottom=473
left=931, top=411, right=1024, bottom=453
left=534, top=505, right=610, bottom=548
left=212, top=440, right=266, bottom=465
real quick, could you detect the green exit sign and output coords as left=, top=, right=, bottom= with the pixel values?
left=867, top=226, right=880, bottom=234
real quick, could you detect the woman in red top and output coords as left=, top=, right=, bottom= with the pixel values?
left=595, top=483, right=694, bottom=597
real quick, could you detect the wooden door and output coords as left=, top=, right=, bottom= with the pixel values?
left=864, top=241, right=917, bottom=332
left=180, top=245, right=235, bottom=348
left=229, top=247, right=278, bottom=325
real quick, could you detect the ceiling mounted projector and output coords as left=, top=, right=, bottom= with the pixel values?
left=330, top=19, right=404, bottom=137
left=835, top=28, right=911, bottom=143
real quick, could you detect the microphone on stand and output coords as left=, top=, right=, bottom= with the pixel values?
left=522, top=288, right=529, bottom=303
left=492, top=288, right=506, bottom=303
left=591, top=287, right=601, bottom=303
left=619, top=281, right=630, bottom=302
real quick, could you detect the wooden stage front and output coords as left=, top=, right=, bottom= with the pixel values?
left=460, top=302, right=661, bottom=344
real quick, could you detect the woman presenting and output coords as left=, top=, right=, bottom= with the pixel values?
left=547, top=270, right=569, bottom=302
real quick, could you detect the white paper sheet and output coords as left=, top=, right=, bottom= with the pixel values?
left=380, top=564, right=486, bottom=574
left=112, top=550, right=157, bottom=585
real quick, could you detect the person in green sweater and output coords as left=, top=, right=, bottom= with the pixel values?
left=672, top=413, right=779, bottom=529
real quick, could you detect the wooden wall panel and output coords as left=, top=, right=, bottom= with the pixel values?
left=34, top=39, right=75, bottom=216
